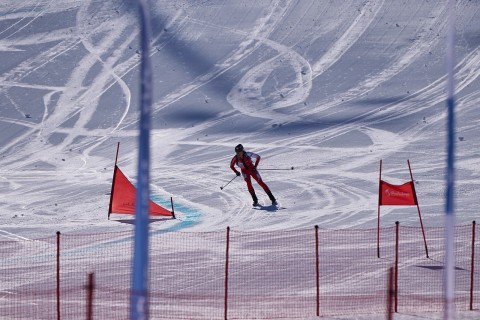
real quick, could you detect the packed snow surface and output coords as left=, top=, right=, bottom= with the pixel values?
left=1, top=1, right=480, bottom=318
left=1, top=0, right=479, bottom=235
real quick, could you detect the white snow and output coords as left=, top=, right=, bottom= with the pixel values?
left=1, top=0, right=480, bottom=319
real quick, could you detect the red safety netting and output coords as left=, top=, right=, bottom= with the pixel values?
left=396, top=225, right=475, bottom=312
left=0, top=224, right=478, bottom=319
left=228, top=228, right=317, bottom=319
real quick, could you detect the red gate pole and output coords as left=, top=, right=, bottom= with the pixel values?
left=224, top=226, right=230, bottom=320
left=108, top=142, right=120, bottom=220
left=470, top=221, right=476, bottom=311
left=87, top=273, right=95, bottom=320
left=170, top=197, right=176, bottom=219
left=407, top=160, right=429, bottom=258
left=394, top=222, right=399, bottom=313
left=315, top=225, right=319, bottom=316
left=378, top=160, right=383, bottom=258
left=56, top=231, right=61, bottom=320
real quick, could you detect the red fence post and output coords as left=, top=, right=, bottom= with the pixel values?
left=394, top=222, right=399, bottom=313
left=315, top=225, right=319, bottom=316
left=56, top=231, right=61, bottom=320
left=87, top=273, right=95, bottom=320
left=387, top=266, right=394, bottom=320
left=470, top=221, right=476, bottom=311
left=224, top=226, right=230, bottom=320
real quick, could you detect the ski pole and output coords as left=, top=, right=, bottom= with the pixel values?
left=220, top=175, right=238, bottom=190
left=259, top=166, right=295, bottom=171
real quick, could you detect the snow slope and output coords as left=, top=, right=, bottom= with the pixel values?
left=1, top=0, right=480, bottom=237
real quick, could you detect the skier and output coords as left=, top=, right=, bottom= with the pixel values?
left=230, top=144, right=277, bottom=206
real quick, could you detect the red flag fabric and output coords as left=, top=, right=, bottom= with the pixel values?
left=379, top=180, right=418, bottom=206
left=109, top=166, right=172, bottom=216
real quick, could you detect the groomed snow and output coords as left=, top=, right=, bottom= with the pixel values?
left=1, top=1, right=480, bottom=319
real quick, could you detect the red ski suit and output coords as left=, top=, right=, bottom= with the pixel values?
left=230, top=151, right=271, bottom=194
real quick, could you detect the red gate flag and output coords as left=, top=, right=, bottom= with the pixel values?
left=379, top=180, right=418, bottom=206
left=377, top=160, right=428, bottom=259
left=109, top=165, right=173, bottom=217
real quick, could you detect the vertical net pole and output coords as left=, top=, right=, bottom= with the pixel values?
left=315, top=225, right=319, bottom=316
left=394, top=222, right=399, bottom=313
left=387, top=266, right=394, bottom=320
left=224, top=226, right=230, bottom=320
left=470, top=221, right=476, bottom=311
left=444, top=0, right=456, bottom=318
left=87, top=273, right=95, bottom=320
left=56, top=231, right=61, bottom=320
left=130, top=0, right=154, bottom=319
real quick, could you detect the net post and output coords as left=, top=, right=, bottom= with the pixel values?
left=224, top=226, right=230, bottom=320
left=87, top=272, right=95, bottom=320
left=315, top=225, right=319, bottom=316
left=470, top=221, right=476, bottom=311
left=394, top=221, right=399, bottom=313
left=56, top=231, right=61, bottom=320
left=387, top=266, right=394, bottom=320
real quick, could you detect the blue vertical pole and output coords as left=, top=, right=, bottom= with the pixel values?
left=130, top=0, right=153, bottom=319
left=444, top=0, right=456, bottom=319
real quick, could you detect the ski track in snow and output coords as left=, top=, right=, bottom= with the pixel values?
left=302, top=1, right=448, bottom=117
left=310, top=0, right=385, bottom=76
left=1, top=2, right=480, bottom=319
left=226, top=0, right=384, bottom=120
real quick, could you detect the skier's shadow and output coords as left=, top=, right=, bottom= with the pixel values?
left=253, top=205, right=285, bottom=212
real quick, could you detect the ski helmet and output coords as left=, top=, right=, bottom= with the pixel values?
left=235, top=144, right=244, bottom=153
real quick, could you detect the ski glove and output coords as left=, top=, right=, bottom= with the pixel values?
left=235, top=171, right=241, bottom=176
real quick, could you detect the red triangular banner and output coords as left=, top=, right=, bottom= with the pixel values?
left=379, top=180, right=418, bottom=206
left=109, top=165, right=173, bottom=216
